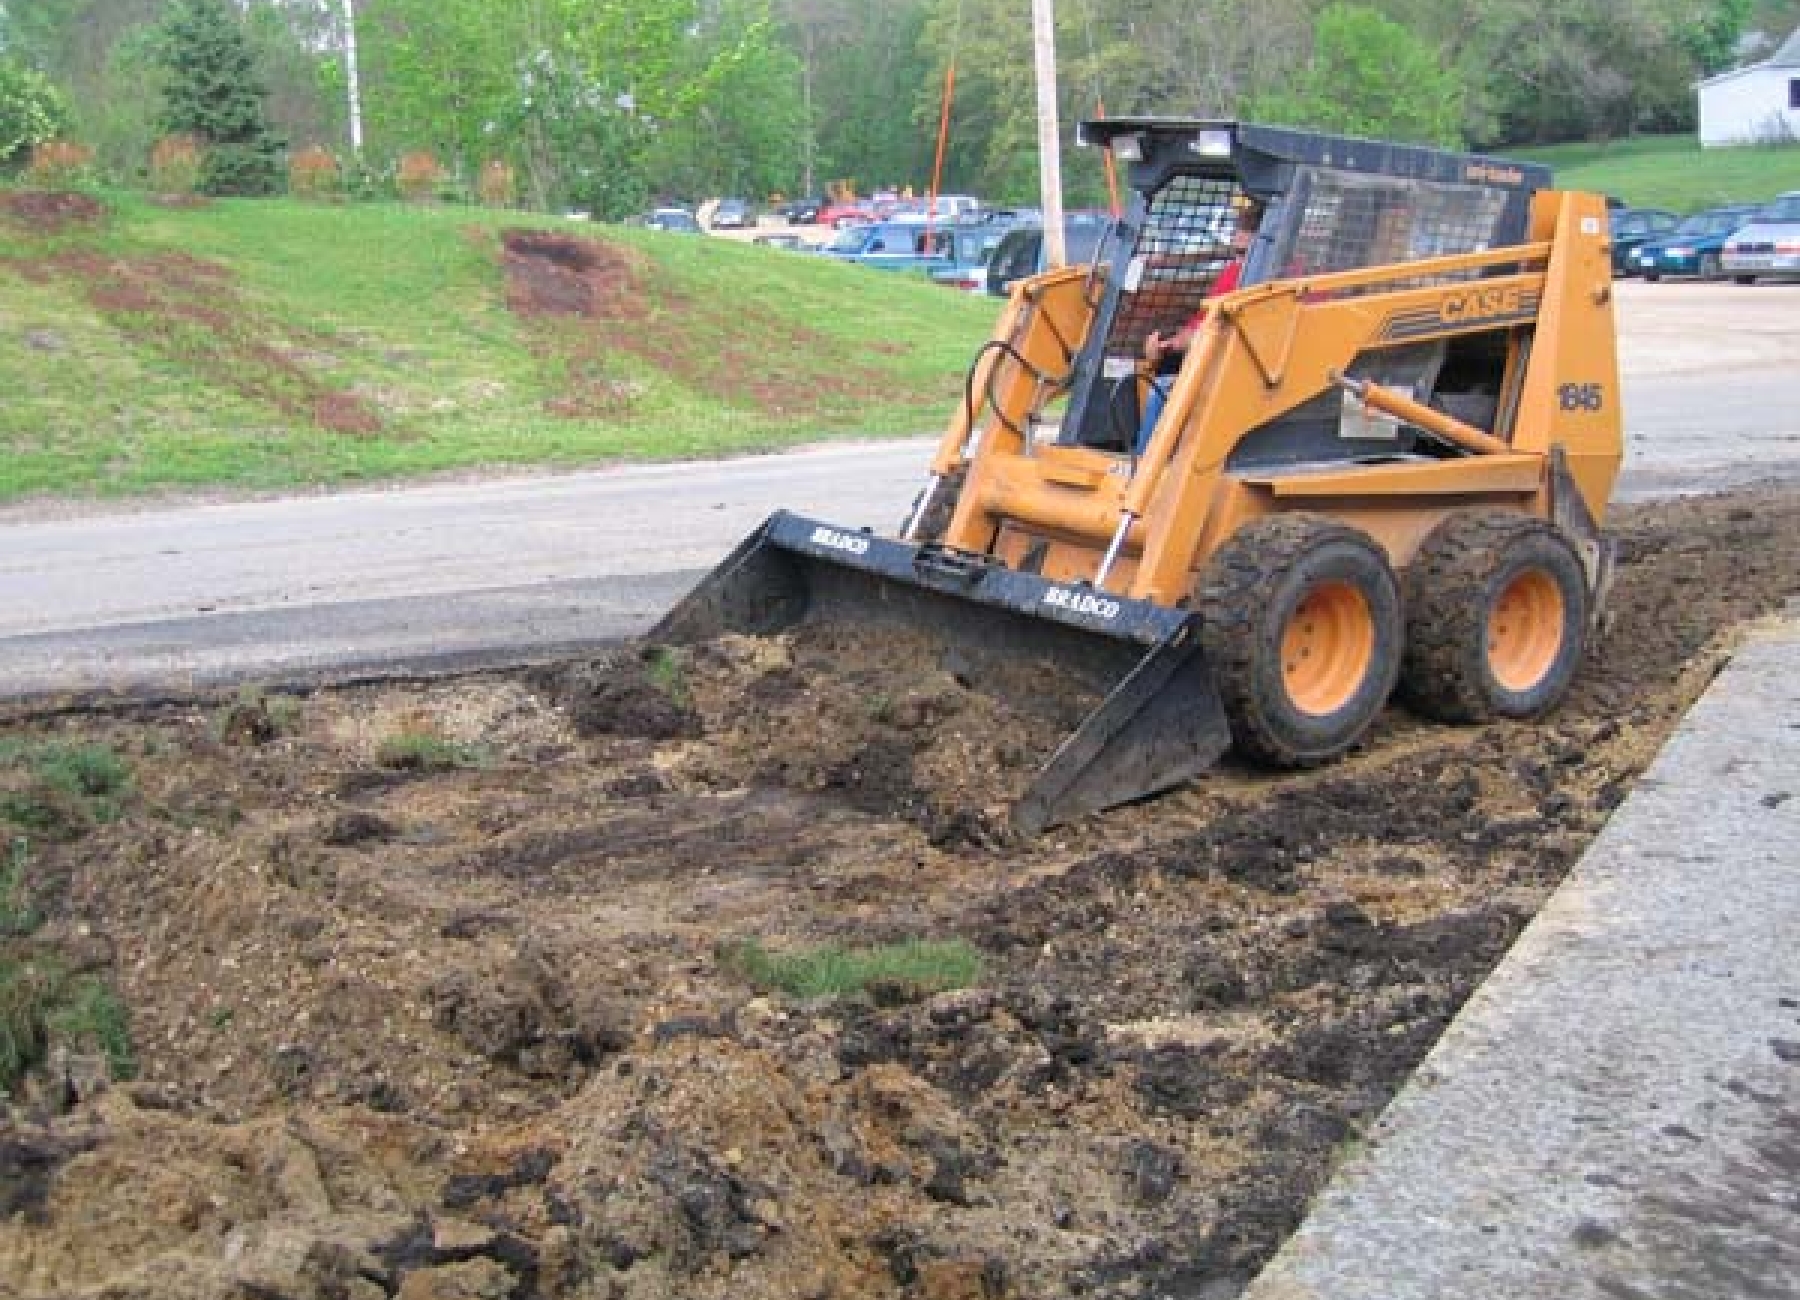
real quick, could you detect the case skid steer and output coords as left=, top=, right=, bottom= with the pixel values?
left=654, top=120, right=1623, bottom=834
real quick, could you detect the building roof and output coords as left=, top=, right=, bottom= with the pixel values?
left=1773, top=25, right=1800, bottom=67
left=1699, top=23, right=1800, bottom=87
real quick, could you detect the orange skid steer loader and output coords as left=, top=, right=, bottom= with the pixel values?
left=655, top=120, right=1623, bottom=834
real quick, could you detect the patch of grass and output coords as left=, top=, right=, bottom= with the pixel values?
left=1511, top=134, right=1800, bottom=212
left=644, top=645, right=691, bottom=708
left=214, top=686, right=303, bottom=745
left=0, top=959, right=137, bottom=1096
left=718, top=936, right=983, bottom=1003
left=1, top=837, right=40, bottom=938
left=46, top=975, right=137, bottom=1082
left=0, top=829, right=136, bottom=1097
left=1, top=741, right=132, bottom=837
left=374, top=730, right=491, bottom=772
left=0, top=958, right=53, bottom=1092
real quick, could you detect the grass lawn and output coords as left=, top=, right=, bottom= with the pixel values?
left=1510, top=134, right=1800, bottom=211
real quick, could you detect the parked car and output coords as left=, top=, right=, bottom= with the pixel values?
left=710, top=198, right=752, bottom=229
left=778, top=195, right=826, bottom=224
left=927, top=223, right=1015, bottom=292
left=1607, top=207, right=1679, bottom=276
left=817, top=200, right=875, bottom=228
left=1722, top=190, right=1800, bottom=283
left=986, top=212, right=1115, bottom=296
left=1632, top=205, right=1763, bottom=281
left=817, top=219, right=956, bottom=273
left=645, top=207, right=701, bottom=233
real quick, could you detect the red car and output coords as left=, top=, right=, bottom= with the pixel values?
left=816, top=200, right=874, bottom=229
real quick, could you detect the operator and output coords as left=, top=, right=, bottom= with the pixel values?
left=1135, top=198, right=1264, bottom=454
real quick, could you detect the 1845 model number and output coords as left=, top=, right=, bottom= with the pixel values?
left=1558, top=382, right=1605, bottom=412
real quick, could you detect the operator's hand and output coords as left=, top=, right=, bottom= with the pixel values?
left=1144, top=330, right=1172, bottom=363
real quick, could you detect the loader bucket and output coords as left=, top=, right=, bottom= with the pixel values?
left=650, top=511, right=1231, bottom=835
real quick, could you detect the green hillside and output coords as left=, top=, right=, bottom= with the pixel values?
left=0, top=191, right=996, bottom=504
left=1510, top=135, right=1800, bottom=211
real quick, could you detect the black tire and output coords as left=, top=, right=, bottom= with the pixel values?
left=1197, top=514, right=1403, bottom=768
left=1643, top=271, right=1660, bottom=283
left=1401, top=512, right=1589, bottom=724
left=1734, top=275, right=1757, bottom=286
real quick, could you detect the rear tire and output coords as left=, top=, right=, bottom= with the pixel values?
left=1401, top=512, right=1589, bottom=724
left=1197, top=515, right=1402, bottom=768
left=1734, top=274, right=1757, bottom=286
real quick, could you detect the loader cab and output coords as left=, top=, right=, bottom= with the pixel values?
left=1060, top=120, right=1550, bottom=459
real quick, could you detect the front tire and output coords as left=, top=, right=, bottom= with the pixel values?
left=1401, top=512, right=1589, bottom=724
left=1197, top=515, right=1403, bottom=768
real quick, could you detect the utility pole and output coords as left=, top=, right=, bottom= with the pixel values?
left=1031, top=0, right=1065, bottom=267
left=341, top=0, right=364, bottom=155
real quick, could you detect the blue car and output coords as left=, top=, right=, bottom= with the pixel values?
left=817, top=219, right=956, bottom=274
left=1632, top=205, right=1762, bottom=281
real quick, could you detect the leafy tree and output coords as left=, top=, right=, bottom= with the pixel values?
left=156, top=0, right=285, bottom=194
left=0, top=58, right=70, bottom=167
left=503, top=48, right=652, bottom=217
left=1248, top=4, right=1462, bottom=146
left=0, top=0, right=167, bottom=177
left=781, top=0, right=933, bottom=197
left=653, top=0, right=806, bottom=200
left=352, top=0, right=529, bottom=175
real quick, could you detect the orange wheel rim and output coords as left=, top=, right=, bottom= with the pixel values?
left=1488, top=569, right=1565, bottom=692
left=1281, top=581, right=1375, bottom=715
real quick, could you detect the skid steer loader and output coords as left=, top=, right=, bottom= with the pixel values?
left=654, top=120, right=1623, bottom=834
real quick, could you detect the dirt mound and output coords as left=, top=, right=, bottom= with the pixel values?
left=1, top=487, right=1796, bottom=1299
left=0, top=190, right=106, bottom=234
left=496, top=226, right=934, bottom=420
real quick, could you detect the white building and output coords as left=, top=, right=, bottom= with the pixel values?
left=1697, top=26, right=1800, bottom=146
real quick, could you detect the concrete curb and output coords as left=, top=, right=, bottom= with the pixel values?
left=1244, top=615, right=1800, bottom=1298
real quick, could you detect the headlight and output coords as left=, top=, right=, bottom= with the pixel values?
left=1111, top=133, right=1144, bottom=163
left=1192, top=128, right=1233, bottom=158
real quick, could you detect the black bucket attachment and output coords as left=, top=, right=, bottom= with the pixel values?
left=650, top=511, right=1230, bottom=834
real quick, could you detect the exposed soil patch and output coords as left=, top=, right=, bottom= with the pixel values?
left=498, top=227, right=934, bottom=420
left=10, top=243, right=385, bottom=437
left=1, top=487, right=1796, bottom=1300
left=0, top=190, right=106, bottom=235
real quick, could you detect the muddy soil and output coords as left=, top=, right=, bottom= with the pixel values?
left=1, top=487, right=1796, bottom=1300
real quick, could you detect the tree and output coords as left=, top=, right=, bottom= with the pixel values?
left=352, top=0, right=529, bottom=174
left=156, top=0, right=285, bottom=194
left=0, top=57, right=70, bottom=167
left=1248, top=4, right=1463, bottom=146
left=652, top=0, right=806, bottom=200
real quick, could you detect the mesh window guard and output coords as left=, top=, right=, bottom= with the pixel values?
left=1275, top=170, right=1510, bottom=295
left=1107, top=175, right=1243, bottom=360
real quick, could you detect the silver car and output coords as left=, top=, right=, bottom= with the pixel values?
left=1722, top=191, right=1800, bottom=283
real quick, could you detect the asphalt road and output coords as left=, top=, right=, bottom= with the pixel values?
left=3, top=281, right=1797, bottom=699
